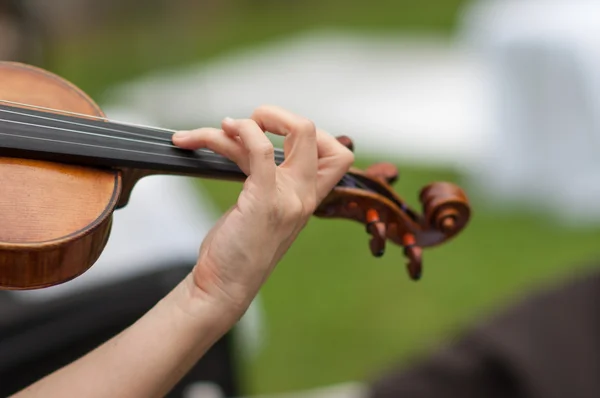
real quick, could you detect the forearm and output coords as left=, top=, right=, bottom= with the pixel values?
left=12, top=274, right=240, bottom=398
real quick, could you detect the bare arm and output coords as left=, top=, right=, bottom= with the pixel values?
left=10, top=105, right=354, bottom=398
left=12, top=275, right=237, bottom=398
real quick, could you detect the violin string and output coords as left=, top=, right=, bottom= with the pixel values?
left=0, top=117, right=288, bottom=165
left=0, top=107, right=173, bottom=143
left=0, top=117, right=183, bottom=149
left=0, top=99, right=176, bottom=135
left=0, top=103, right=352, bottom=177
left=0, top=130, right=241, bottom=164
left=0, top=130, right=295, bottom=178
left=0, top=105, right=291, bottom=161
left=0, top=129, right=365, bottom=189
left=0, top=103, right=368, bottom=190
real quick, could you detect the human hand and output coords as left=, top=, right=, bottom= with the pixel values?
left=172, top=106, right=354, bottom=316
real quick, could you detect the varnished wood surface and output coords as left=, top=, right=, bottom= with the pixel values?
left=0, top=62, right=104, bottom=117
left=0, top=62, right=121, bottom=289
left=0, top=158, right=118, bottom=243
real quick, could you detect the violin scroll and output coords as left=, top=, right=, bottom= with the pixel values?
left=419, top=182, right=471, bottom=238
left=316, top=136, right=471, bottom=281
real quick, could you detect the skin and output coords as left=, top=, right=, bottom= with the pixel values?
left=10, top=105, right=354, bottom=398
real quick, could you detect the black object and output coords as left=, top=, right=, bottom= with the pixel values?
left=368, top=263, right=600, bottom=398
left=0, top=263, right=239, bottom=397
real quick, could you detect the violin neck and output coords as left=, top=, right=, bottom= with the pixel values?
left=0, top=102, right=370, bottom=211
left=0, top=103, right=282, bottom=181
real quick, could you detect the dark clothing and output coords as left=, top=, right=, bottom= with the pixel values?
left=370, top=268, right=600, bottom=398
left=0, top=264, right=239, bottom=397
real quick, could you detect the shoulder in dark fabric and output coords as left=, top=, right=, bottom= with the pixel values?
left=368, top=264, right=600, bottom=398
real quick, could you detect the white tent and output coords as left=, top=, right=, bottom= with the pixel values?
left=460, top=0, right=600, bottom=223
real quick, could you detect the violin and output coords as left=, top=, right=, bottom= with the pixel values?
left=0, top=61, right=471, bottom=290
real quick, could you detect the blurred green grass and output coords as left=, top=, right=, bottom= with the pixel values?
left=44, top=0, right=600, bottom=394
left=200, top=159, right=600, bottom=394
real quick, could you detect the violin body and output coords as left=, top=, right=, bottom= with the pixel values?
left=0, top=62, right=122, bottom=289
left=0, top=61, right=472, bottom=290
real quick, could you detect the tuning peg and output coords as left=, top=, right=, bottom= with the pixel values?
left=366, top=209, right=386, bottom=257
left=336, top=135, right=354, bottom=152
left=365, top=162, right=399, bottom=185
left=402, top=233, right=422, bottom=281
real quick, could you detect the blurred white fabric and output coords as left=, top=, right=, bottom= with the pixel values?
left=101, top=30, right=488, bottom=168
left=237, top=382, right=368, bottom=398
left=183, top=381, right=367, bottom=398
left=460, top=0, right=600, bottom=223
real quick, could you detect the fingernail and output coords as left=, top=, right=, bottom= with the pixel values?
left=222, top=117, right=234, bottom=124
left=173, top=131, right=189, bottom=139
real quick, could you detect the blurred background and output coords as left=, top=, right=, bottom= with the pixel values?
left=3, top=0, right=600, bottom=396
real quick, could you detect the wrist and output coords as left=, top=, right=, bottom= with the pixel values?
left=169, top=272, right=248, bottom=332
left=190, top=260, right=258, bottom=317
